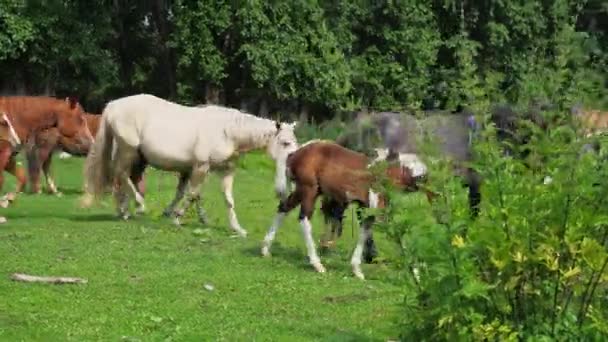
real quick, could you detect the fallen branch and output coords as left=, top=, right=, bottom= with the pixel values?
left=10, top=273, right=88, bottom=284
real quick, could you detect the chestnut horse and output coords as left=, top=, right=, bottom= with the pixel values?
left=25, top=113, right=146, bottom=196
left=0, top=96, right=94, bottom=199
left=261, top=141, right=413, bottom=279
left=0, top=113, right=22, bottom=221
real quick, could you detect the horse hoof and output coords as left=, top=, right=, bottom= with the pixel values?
left=353, top=271, right=365, bottom=280
left=261, top=246, right=271, bottom=257
left=0, top=199, right=9, bottom=209
left=55, top=192, right=63, bottom=198
left=135, top=206, right=145, bottom=215
left=172, top=217, right=182, bottom=226
left=5, top=192, right=16, bottom=202
left=313, top=263, right=326, bottom=273
left=0, top=216, right=7, bottom=224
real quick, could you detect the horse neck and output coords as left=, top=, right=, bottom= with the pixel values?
left=13, top=110, right=57, bottom=141
left=224, top=115, right=275, bottom=151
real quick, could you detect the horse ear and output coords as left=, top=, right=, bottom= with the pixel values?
left=65, top=96, right=79, bottom=109
left=275, top=121, right=281, bottom=131
left=289, top=121, right=297, bottom=129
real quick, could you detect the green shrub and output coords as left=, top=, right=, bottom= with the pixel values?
left=378, top=109, right=608, bottom=340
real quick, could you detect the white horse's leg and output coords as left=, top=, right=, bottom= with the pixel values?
left=112, top=144, right=137, bottom=220
left=125, top=178, right=145, bottom=214
left=162, top=172, right=190, bottom=218
left=171, top=164, right=208, bottom=226
left=221, top=170, right=247, bottom=237
left=351, top=218, right=373, bottom=280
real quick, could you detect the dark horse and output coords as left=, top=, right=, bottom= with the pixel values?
left=327, top=104, right=549, bottom=263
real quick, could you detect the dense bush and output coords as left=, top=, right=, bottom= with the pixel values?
left=377, top=107, right=608, bottom=340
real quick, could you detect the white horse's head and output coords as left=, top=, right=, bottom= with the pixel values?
left=267, top=121, right=298, bottom=161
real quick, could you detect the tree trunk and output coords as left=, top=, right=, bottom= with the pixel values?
left=299, top=102, right=310, bottom=123
left=258, top=97, right=269, bottom=117
left=151, top=0, right=176, bottom=99
left=205, top=83, right=221, bottom=104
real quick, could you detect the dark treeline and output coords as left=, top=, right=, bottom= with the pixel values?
left=0, top=0, right=606, bottom=119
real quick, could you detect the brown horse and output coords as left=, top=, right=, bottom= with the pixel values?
left=25, top=113, right=146, bottom=196
left=0, top=96, right=94, bottom=198
left=0, top=113, right=23, bottom=220
left=261, top=140, right=413, bottom=279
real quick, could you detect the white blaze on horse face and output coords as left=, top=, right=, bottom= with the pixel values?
left=2, top=113, right=21, bottom=147
left=399, top=153, right=427, bottom=178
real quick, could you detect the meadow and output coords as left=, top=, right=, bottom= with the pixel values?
left=0, top=152, right=407, bottom=341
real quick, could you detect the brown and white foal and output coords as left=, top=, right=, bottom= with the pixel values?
left=261, top=141, right=413, bottom=279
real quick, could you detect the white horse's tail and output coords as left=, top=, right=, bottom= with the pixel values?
left=80, top=110, right=115, bottom=207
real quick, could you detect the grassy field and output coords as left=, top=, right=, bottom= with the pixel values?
left=0, top=152, right=406, bottom=341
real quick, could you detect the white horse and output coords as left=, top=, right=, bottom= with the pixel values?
left=81, top=94, right=298, bottom=237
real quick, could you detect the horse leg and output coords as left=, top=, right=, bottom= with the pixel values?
left=354, top=207, right=378, bottom=264
left=26, top=145, right=42, bottom=194
left=319, top=197, right=345, bottom=249
left=261, top=188, right=303, bottom=257
left=299, top=185, right=325, bottom=273
left=0, top=145, right=13, bottom=217
left=220, top=169, right=247, bottom=237
left=129, top=156, right=147, bottom=214
left=170, top=163, right=209, bottom=227
left=40, top=149, right=61, bottom=196
left=162, top=172, right=191, bottom=218
left=112, top=144, right=138, bottom=220
left=4, top=156, right=26, bottom=202
left=351, top=215, right=374, bottom=280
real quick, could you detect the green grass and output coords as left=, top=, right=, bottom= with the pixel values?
left=0, top=153, right=405, bottom=341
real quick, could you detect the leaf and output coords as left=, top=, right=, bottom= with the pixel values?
left=580, top=238, right=608, bottom=271
left=451, top=234, right=465, bottom=248
left=562, top=266, right=581, bottom=280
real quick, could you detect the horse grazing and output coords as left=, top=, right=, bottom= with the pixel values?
left=261, top=141, right=413, bottom=280
left=25, top=113, right=147, bottom=196
left=0, top=112, right=22, bottom=221
left=0, top=96, right=94, bottom=199
left=82, top=94, right=298, bottom=237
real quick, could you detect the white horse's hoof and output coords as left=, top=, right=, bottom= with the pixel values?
left=135, top=206, right=145, bottom=215
left=55, top=192, right=63, bottom=198
left=261, top=246, right=271, bottom=257
left=172, top=217, right=182, bottom=226
left=353, top=268, right=365, bottom=280
left=0, top=216, right=7, bottom=224
left=5, top=192, right=16, bottom=202
left=0, top=199, right=9, bottom=209
left=234, top=229, right=247, bottom=238
left=313, top=262, right=326, bottom=273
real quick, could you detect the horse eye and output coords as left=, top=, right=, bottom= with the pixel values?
left=0, top=121, right=7, bottom=126
left=281, top=141, right=291, bottom=147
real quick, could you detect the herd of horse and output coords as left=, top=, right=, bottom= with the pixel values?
left=0, top=94, right=606, bottom=279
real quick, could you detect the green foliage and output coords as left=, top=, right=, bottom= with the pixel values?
left=1, top=1, right=607, bottom=114
left=378, top=108, right=608, bottom=340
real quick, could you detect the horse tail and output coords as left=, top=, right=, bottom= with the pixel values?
left=80, top=109, right=114, bottom=207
